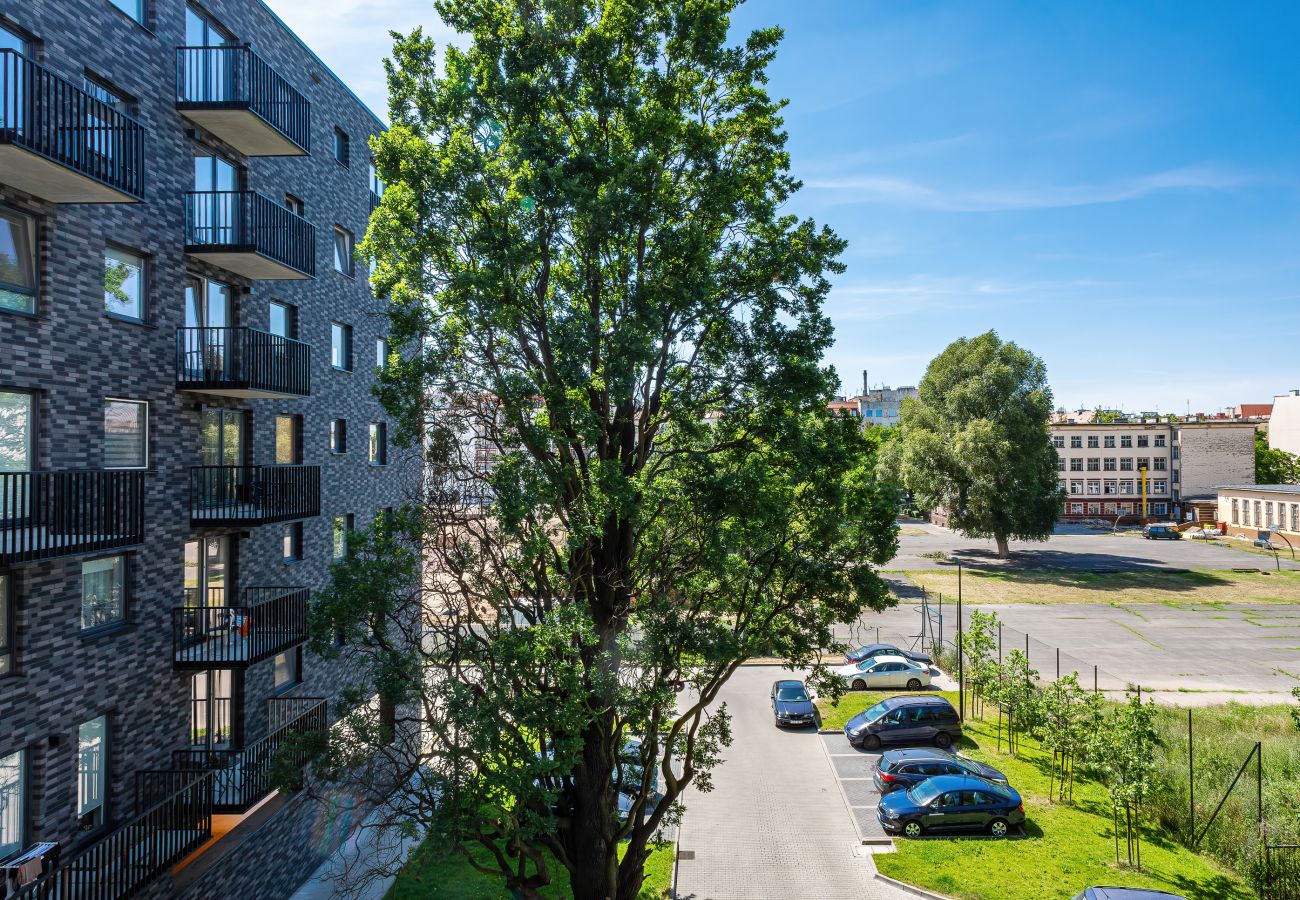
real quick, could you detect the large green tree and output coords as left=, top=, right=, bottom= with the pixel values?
left=883, top=331, right=1061, bottom=557
left=1255, top=429, right=1300, bottom=484
left=307, top=3, right=899, bottom=898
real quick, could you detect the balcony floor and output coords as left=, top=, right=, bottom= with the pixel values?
left=177, top=106, right=309, bottom=157
left=0, top=144, right=141, bottom=203
left=184, top=247, right=313, bottom=281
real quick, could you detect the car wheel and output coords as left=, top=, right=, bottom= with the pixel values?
left=852, top=679, right=866, bottom=691
left=906, top=678, right=922, bottom=691
left=863, top=734, right=882, bottom=751
left=988, top=818, right=1009, bottom=838
left=902, top=820, right=923, bottom=838
left=935, top=732, right=953, bottom=748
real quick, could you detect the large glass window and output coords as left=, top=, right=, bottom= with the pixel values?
left=103, top=248, right=145, bottom=321
left=334, top=129, right=350, bottom=167
left=0, top=749, right=23, bottom=859
left=269, top=300, right=296, bottom=339
left=82, top=556, right=125, bottom=630
left=332, top=514, right=352, bottom=560
left=0, top=208, right=37, bottom=315
left=283, top=521, right=303, bottom=562
left=0, top=23, right=27, bottom=54
left=275, top=415, right=300, bottom=465
left=77, top=716, right=107, bottom=829
left=333, top=228, right=354, bottom=276
left=331, top=322, right=353, bottom=370
left=103, top=399, right=147, bottom=468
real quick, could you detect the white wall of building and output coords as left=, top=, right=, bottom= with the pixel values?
left=1270, top=390, right=1300, bottom=456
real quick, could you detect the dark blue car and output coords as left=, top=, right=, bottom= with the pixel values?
left=877, top=774, right=1024, bottom=838
left=872, top=748, right=1008, bottom=793
left=770, top=679, right=817, bottom=728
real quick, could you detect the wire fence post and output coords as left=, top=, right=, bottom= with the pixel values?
left=1056, top=646, right=1060, bottom=680
left=1094, top=664, right=1098, bottom=694
left=1187, top=709, right=1194, bottom=844
left=957, top=589, right=964, bottom=722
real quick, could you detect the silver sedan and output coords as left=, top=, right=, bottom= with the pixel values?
left=834, top=654, right=932, bottom=691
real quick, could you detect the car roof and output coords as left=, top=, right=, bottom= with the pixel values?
left=857, top=643, right=897, bottom=652
left=917, top=774, right=999, bottom=792
left=773, top=679, right=804, bottom=688
left=883, top=694, right=952, bottom=707
left=1083, top=889, right=1188, bottom=900
left=882, top=748, right=949, bottom=762
left=863, top=654, right=911, bottom=664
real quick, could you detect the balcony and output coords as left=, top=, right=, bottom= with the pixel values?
left=11, top=770, right=213, bottom=900
left=176, top=327, right=311, bottom=398
left=172, top=586, right=309, bottom=669
left=189, top=465, right=319, bottom=526
left=184, top=190, right=315, bottom=280
left=173, top=698, right=327, bottom=813
left=0, top=471, right=144, bottom=566
left=175, top=45, right=309, bottom=156
left=0, top=49, right=145, bottom=203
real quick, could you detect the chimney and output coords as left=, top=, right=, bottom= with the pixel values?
left=863, top=370, right=869, bottom=395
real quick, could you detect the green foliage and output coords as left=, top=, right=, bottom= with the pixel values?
left=103, top=259, right=132, bottom=310
left=1255, top=429, right=1300, bottom=485
left=1087, top=692, right=1159, bottom=869
left=882, top=331, right=1062, bottom=556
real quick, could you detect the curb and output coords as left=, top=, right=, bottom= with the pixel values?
left=874, top=872, right=959, bottom=900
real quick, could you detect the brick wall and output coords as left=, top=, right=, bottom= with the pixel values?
left=1175, top=424, right=1255, bottom=502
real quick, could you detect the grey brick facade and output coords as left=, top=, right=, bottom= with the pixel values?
left=0, top=1, right=415, bottom=896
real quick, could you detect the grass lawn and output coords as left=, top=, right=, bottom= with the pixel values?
left=906, top=567, right=1300, bottom=606
left=386, top=838, right=674, bottom=899
left=815, top=691, right=1252, bottom=900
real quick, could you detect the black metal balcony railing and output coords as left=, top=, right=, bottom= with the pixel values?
left=184, top=190, right=315, bottom=278
left=173, top=698, right=326, bottom=813
left=172, top=586, right=310, bottom=669
left=176, top=327, right=311, bottom=397
left=0, top=49, right=146, bottom=201
left=175, top=45, right=310, bottom=154
left=189, top=465, right=320, bottom=525
left=12, top=770, right=213, bottom=900
left=0, top=471, right=145, bottom=566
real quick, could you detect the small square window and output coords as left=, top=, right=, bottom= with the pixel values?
left=0, top=207, right=38, bottom=315
left=104, top=247, right=145, bottom=321
left=331, top=322, right=353, bottom=370
left=103, top=399, right=147, bottom=468
left=330, top=418, right=347, bottom=454
left=273, top=647, right=301, bottom=691
left=369, top=422, right=388, bottom=465
left=282, top=521, right=303, bottom=561
left=81, top=556, right=125, bottom=630
left=334, top=128, right=350, bottom=167
left=334, top=228, right=355, bottom=276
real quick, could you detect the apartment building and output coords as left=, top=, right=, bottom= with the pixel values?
left=855, top=385, right=917, bottom=428
left=1049, top=421, right=1253, bottom=523
left=0, top=1, right=412, bottom=897
left=1270, top=390, right=1300, bottom=456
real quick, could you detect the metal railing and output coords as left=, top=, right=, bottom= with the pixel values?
left=175, top=326, right=311, bottom=396
left=0, top=49, right=146, bottom=199
left=172, top=586, right=309, bottom=668
left=184, top=190, right=315, bottom=277
left=173, top=698, right=326, bottom=812
left=13, top=770, right=213, bottom=900
left=1263, top=844, right=1300, bottom=900
left=174, top=45, right=309, bottom=153
left=0, top=471, right=144, bottom=566
left=189, top=465, right=319, bottom=525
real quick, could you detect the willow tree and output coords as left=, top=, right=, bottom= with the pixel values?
left=307, top=3, right=899, bottom=898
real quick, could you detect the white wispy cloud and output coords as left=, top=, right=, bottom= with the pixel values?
left=804, top=165, right=1251, bottom=212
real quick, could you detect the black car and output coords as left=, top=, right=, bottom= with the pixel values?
left=1071, top=890, right=1188, bottom=900
left=770, top=679, right=817, bottom=728
left=844, top=695, right=961, bottom=750
left=877, top=774, right=1024, bottom=838
left=845, top=643, right=932, bottom=666
left=872, top=748, right=1007, bottom=793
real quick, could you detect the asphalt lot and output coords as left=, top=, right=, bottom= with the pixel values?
left=674, top=665, right=910, bottom=900
left=887, top=520, right=1300, bottom=572
left=819, top=732, right=890, bottom=842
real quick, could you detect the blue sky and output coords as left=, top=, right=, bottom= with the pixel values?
left=268, top=0, right=1300, bottom=413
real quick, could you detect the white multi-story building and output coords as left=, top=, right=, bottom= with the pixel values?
left=1269, top=389, right=1300, bottom=456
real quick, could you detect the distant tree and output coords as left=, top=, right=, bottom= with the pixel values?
left=881, top=332, right=1062, bottom=557
left=1255, top=430, right=1300, bottom=484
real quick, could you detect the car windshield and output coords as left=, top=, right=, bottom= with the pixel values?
left=908, top=780, right=945, bottom=806
left=776, top=686, right=808, bottom=702
left=862, top=699, right=892, bottom=722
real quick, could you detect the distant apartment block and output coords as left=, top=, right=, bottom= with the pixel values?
left=1269, top=390, right=1300, bottom=456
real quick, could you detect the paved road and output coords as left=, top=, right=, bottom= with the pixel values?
left=887, top=521, right=1300, bottom=572
left=675, top=665, right=910, bottom=900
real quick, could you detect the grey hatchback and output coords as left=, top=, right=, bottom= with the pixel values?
left=844, top=695, right=962, bottom=750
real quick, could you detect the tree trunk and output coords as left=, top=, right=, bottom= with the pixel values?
left=995, top=533, right=1010, bottom=559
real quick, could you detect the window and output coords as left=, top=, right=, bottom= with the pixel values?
left=1086, top=502, right=1100, bottom=515
left=1120, top=458, right=1133, bottom=471
left=103, top=247, right=145, bottom=321
left=334, top=128, right=350, bottom=167
left=331, top=322, right=353, bottom=370
left=1051, top=436, right=1064, bottom=449
left=273, top=648, right=302, bottom=691
left=1069, top=481, right=1083, bottom=495
left=1103, top=458, right=1117, bottom=471
left=1153, top=480, right=1168, bottom=494
left=1152, top=502, right=1167, bottom=516
left=1069, top=458, right=1083, bottom=472
left=1087, top=436, right=1099, bottom=449
left=1069, top=435, right=1082, bottom=449
left=1086, top=458, right=1100, bottom=471
left=1103, top=435, right=1115, bottom=448
left=82, top=556, right=125, bottom=630
left=1120, top=480, right=1133, bottom=494
left=269, top=300, right=297, bottom=339
left=1154, top=435, right=1166, bottom=447
left=330, top=418, right=347, bottom=454
left=275, top=415, right=301, bottom=464
left=0, top=749, right=24, bottom=858
left=1265, top=501, right=1274, bottom=528
left=1243, top=501, right=1252, bottom=527
left=104, top=399, right=147, bottom=468
left=332, top=514, right=353, bottom=560
left=333, top=228, right=354, bottom=276
left=1, top=23, right=28, bottom=55
left=77, top=716, right=108, bottom=829
left=369, top=422, right=387, bottom=465
left=1137, top=436, right=1149, bottom=448
left=1120, top=435, right=1133, bottom=448
left=1291, top=503, right=1298, bottom=533
left=376, top=337, right=389, bottom=370
left=283, top=193, right=305, bottom=217
left=283, top=521, right=303, bottom=561
left=1056, top=458, right=1065, bottom=472
left=1104, top=480, right=1118, bottom=495
left=0, top=573, right=10, bottom=676
left=1137, top=457, right=1149, bottom=471
left=83, top=74, right=135, bottom=162
left=108, top=0, right=145, bottom=24
left=1087, top=480, right=1101, bottom=495
left=1153, top=457, right=1167, bottom=471
left=1171, top=469, right=1178, bottom=483
left=1230, top=499, right=1240, bottom=525
left=0, top=208, right=37, bottom=315
left=1070, top=503, right=1083, bottom=514
left=0, top=390, right=34, bottom=518
left=369, top=161, right=384, bottom=199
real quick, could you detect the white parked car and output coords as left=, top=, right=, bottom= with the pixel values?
left=835, top=654, right=932, bottom=692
